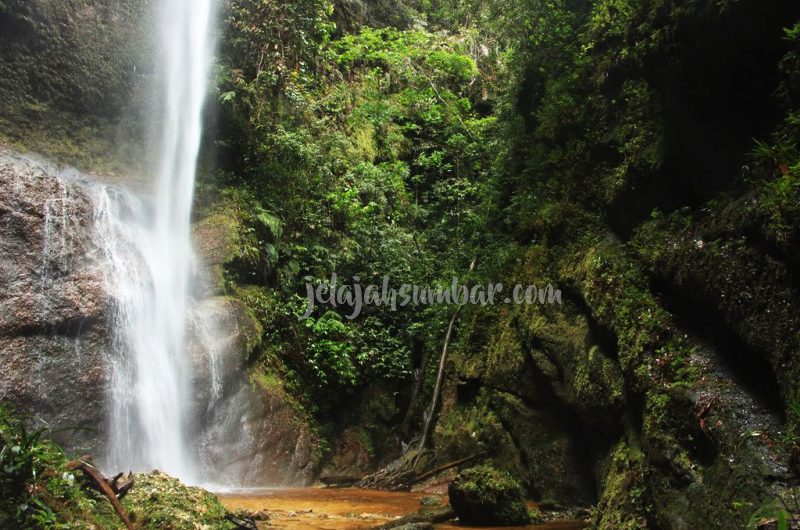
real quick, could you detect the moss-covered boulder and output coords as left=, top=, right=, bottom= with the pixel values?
left=122, top=471, right=234, bottom=529
left=447, top=465, right=531, bottom=526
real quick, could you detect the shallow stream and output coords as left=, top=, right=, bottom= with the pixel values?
left=219, top=488, right=586, bottom=530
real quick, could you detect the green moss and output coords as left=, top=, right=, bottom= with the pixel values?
left=250, top=367, right=309, bottom=424
left=593, top=442, right=649, bottom=530
left=561, top=241, right=692, bottom=391
left=0, top=1, right=150, bottom=174
left=433, top=394, right=509, bottom=465
left=573, top=344, right=626, bottom=410
left=252, top=368, right=286, bottom=396
left=193, top=212, right=243, bottom=289
left=122, top=472, right=234, bottom=530
left=468, top=319, right=528, bottom=386
left=447, top=465, right=531, bottom=526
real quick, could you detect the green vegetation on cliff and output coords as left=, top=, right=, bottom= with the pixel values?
left=3, top=0, right=800, bottom=527
left=206, top=1, right=498, bottom=464
left=0, top=0, right=152, bottom=172
left=203, top=0, right=800, bottom=525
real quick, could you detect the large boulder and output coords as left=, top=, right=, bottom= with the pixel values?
left=0, top=152, right=111, bottom=456
left=122, top=471, right=232, bottom=529
left=448, top=465, right=531, bottom=526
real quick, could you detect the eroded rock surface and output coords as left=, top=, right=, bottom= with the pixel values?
left=0, top=154, right=110, bottom=455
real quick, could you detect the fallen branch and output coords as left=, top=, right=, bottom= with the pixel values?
left=67, top=457, right=134, bottom=530
left=359, top=448, right=435, bottom=491
left=225, top=513, right=258, bottom=530
left=109, top=472, right=135, bottom=500
left=403, top=452, right=485, bottom=487
left=360, top=450, right=484, bottom=492
left=755, top=517, right=800, bottom=530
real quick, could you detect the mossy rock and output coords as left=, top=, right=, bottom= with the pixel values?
left=447, top=465, right=531, bottom=526
left=420, top=495, right=442, bottom=506
left=122, top=471, right=234, bottom=530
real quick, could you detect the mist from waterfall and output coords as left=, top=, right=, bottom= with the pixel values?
left=101, top=0, right=217, bottom=483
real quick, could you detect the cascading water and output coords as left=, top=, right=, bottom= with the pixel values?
left=0, top=0, right=302, bottom=491
left=100, top=0, right=217, bottom=482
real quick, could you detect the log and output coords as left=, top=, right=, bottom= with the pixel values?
left=358, top=448, right=435, bottom=490
left=225, top=513, right=258, bottom=530
left=755, top=517, right=800, bottom=530
left=360, top=450, right=483, bottom=492
left=67, top=458, right=134, bottom=530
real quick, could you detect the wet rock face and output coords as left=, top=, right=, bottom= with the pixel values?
left=197, top=381, right=320, bottom=487
left=187, top=294, right=322, bottom=486
left=0, top=0, right=151, bottom=122
left=0, top=155, right=110, bottom=455
left=191, top=198, right=322, bottom=487
left=192, top=213, right=242, bottom=296
left=441, top=230, right=799, bottom=528
left=187, top=297, right=256, bottom=418
left=0, top=151, right=321, bottom=486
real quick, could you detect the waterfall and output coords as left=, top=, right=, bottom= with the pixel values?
left=102, top=0, right=217, bottom=483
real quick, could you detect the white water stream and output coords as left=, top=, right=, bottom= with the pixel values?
left=99, top=0, right=217, bottom=483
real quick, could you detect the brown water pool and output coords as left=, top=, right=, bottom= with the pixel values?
left=219, top=487, right=587, bottom=530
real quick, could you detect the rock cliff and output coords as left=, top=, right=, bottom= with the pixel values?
left=0, top=150, right=320, bottom=485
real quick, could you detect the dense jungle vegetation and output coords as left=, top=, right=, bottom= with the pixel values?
left=3, top=0, right=800, bottom=528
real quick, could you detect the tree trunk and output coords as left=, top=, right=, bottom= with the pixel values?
left=418, top=257, right=477, bottom=450
left=400, top=344, right=431, bottom=437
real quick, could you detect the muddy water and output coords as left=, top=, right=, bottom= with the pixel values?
left=219, top=488, right=587, bottom=530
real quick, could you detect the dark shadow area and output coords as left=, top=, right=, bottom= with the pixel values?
left=609, top=1, right=800, bottom=237
left=456, top=377, right=482, bottom=405
left=561, top=285, right=621, bottom=361
left=744, top=228, right=800, bottom=296
left=503, top=342, right=627, bottom=504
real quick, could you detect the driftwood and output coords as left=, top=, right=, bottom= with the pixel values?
left=66, top=457, right=134, bottom=530
left=402, top=452, right=485, bottom=487
left=755, top=518, right=800, bottom=530
left=359, top=448, right=435, bottom=491
left=225, top=513, right=258, bottom=530
left=359, top=450, right=484, bottom=491
left=225, top=508, right=269, bottom=530
left=108, top=471, right=135, bottom=500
